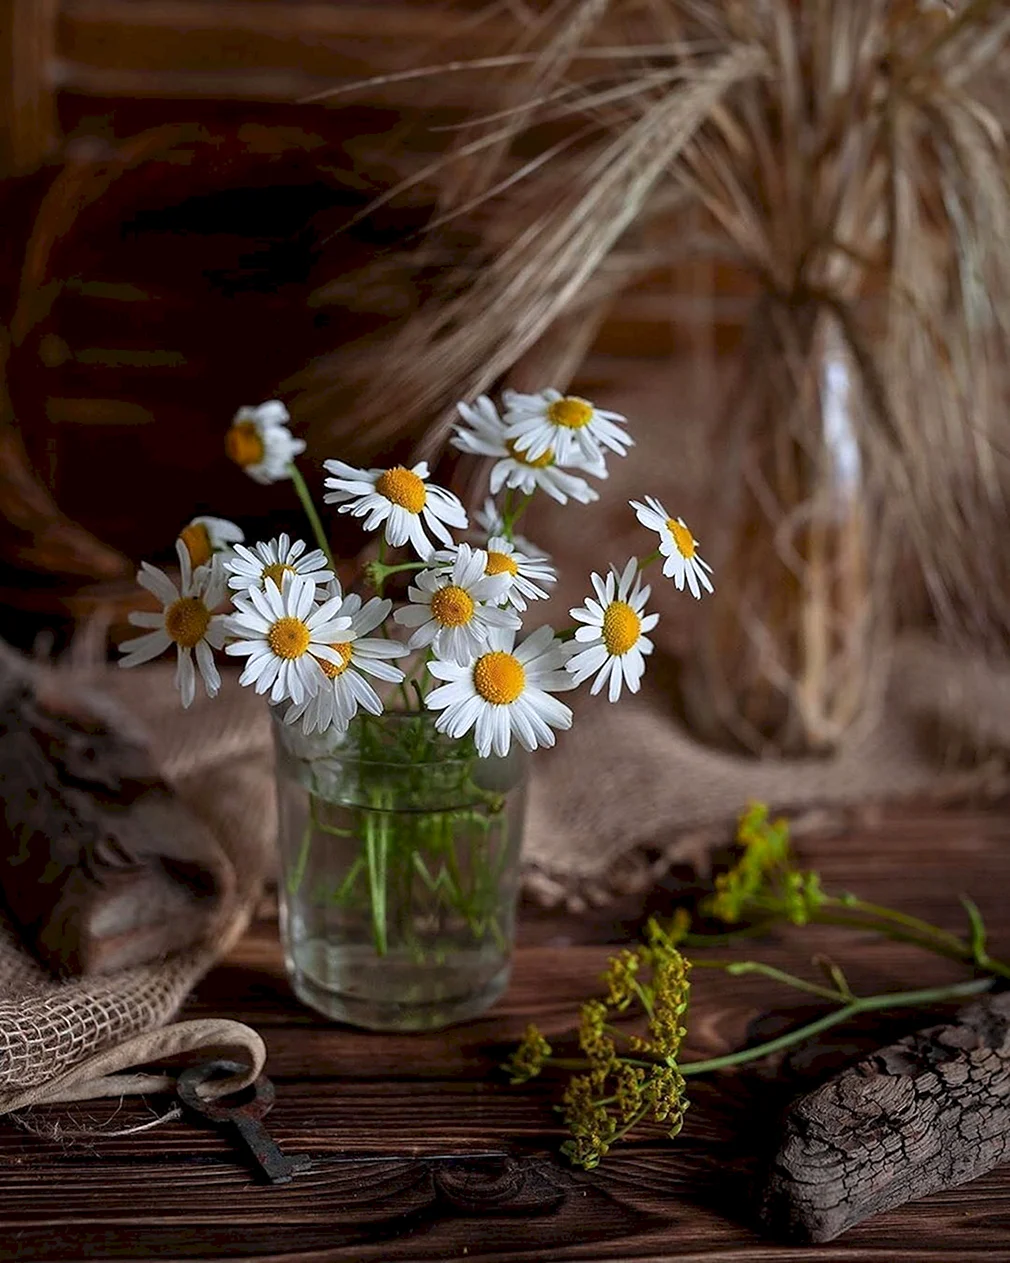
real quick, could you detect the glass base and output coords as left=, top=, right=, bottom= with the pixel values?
left=286, top=938, right=512, bottom=1031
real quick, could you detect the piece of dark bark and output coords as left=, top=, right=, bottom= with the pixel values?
left=0, top=640, right=234, bottom=976
left=759, top=990, right=1010, bottom=1243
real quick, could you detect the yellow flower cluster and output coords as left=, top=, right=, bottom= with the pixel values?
left=560, top=1075, right=618, bottom=1170
left=503, top=1023, right=553, bottom=1084
left=556, top=920, right=692, bottom=1169
left=703, top=802, right=825, bottom=926
left=629, top=921, right=691, bottom=1060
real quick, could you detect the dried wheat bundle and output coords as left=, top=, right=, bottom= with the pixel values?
left=298, top=0, right=1010, bottom=670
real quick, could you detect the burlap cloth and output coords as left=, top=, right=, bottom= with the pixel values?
left=520, top=359, right=1010, bottom=903
left=0, top=665, right=274, bottom=1115
left=3, top=363, right=1009, bottom=1114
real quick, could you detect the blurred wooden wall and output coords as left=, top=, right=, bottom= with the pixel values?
left=0, top=0, right=749, bottom=645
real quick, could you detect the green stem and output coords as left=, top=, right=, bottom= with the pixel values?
left=372, top=560, right=429, bottom=581
left=509, top=492, right=534, bottom=535
left=500, top=489, right=516, bottom=540
left=679, top=977, right=994, bottom=1077
left=288, top=463, right=334, bottom=569
left=366, top=808, right=389, bottom=955
left=826, top=896, right=967, bottom=954
left=682, top=922, right=780, bottom=948
left=636, top=548, right=663, bottom=573
left=286, top=815, right=315, bottom=898
left=692, top=958, right=848, bottom=1004
left=609, top=1102, right=652, bottom=1146
left=808, top=909, right=970, bottom=963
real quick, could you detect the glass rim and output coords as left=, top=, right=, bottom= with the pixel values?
left=272, top=707, right=487, bottom=768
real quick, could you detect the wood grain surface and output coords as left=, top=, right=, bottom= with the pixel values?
left=3, top=801, right=1010, bottom=1261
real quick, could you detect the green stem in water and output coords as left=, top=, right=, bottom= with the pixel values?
left=286, top=816, right=315, bottom=898
left=366, top=808, right=389, bottom=955
left=288, top=463, right=334, bottom=569
left=678, top=977, right=994, bottom=1077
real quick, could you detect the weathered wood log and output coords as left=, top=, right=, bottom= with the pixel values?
left=759, top=990, right=1010, bottom=1243
left=0, top=640, right=235, bottom=975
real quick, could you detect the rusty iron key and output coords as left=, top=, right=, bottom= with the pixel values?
left=176, top=1058, right=311, bottom=1185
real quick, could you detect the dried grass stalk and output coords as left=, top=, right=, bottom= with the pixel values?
left=296, top=0, right=1010, bottom=749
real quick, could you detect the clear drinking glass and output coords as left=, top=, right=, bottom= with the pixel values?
left=273, top=711, right=529, bottom=1031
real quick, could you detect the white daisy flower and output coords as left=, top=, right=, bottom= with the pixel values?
left=225, top=574, right=353, bottom=706
left=322, top=459, right=467, bottom=561
left=502, top=387, right=632, bottom=469
left=473, top=497, right=550, bottom=561
left=284, top=581, right=408, bottom=735
left=431, top=537, right=556, bottom=612
left=225, top=400, right=306, bottom=485
left=426, top=625, right=575, bottom=758
left=178, top=516, right=244, bottom=570
left=567, top=557, right=659, bottom=703
left=630, top=496, right=714, bottom=599
left=393, top=542, right=520, bottom=665
left=224, top=533, right=333, bottom=594
left=118, top=539, right=229, bottom=707
left=451, top=395, right=601, bottom=505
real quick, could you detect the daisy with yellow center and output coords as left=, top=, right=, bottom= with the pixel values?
left=393, top=543, right=520, bottom=665
left=322, top=459, right=467, bottom=561
left=284, top=580, right=408, bottom=735
left=426, top=625, right=576, bottom=758
left=225, top=573, right=352, bottom=706
left=451, top=395, right=601, bottom=506
left=224, top=533, right=333, bottom=595
left=179, top=516, right=244, bottom=570
left=629, top=496, right=714, bottom=600
left=502, top=386, right=632, bottom=470
left=225, top=400, right=306, bottom=485
left=567, top=558, right=659, bottom=702
left=432, top=536, right=557, bottom=612
left=118, top=539, right=230, bottom=707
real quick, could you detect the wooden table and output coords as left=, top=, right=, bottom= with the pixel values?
left=3, top=802, right=1010, bottom=1261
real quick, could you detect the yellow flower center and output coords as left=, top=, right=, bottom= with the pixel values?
left=602, top=600, right=641, bottom=656
left=430, top=584, right=475, bottom=628
left=506, top=439, right=554, bottom=469
left=485, top=550, right=519, bottom=577
left=473, top=650, right=525, bottom=705
left=666, top=518, right=696, bottom=559
left=164, top=597, right=211, bottom=649
left=267, top=616, right=312, bottom=660
left=179, top=522, right=212, bottom=569
left=262, top=561, right=295, bottom=588
left=375, top=466, right=427, bottom=514
left=547, top=396, right=594, bottom=430
left=225, top=420, right=265, bottom=469
left=319, top=642, right=354, bottom=679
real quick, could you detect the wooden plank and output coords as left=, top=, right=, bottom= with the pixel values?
left=0, top=0, right=60, bottom=174
left=2, top=806, right=1010, bottom=1259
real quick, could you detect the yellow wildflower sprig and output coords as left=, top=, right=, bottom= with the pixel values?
left=703, top=803, right=825, bottom=926
left=507, top=803, right=1010, bottom=1171
left=698, top=804, right=1010, bottom=982
left=503, top=921, right=694, bottom=1171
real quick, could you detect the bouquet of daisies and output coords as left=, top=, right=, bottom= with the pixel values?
left=119, top=388, right=713, bottom=753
